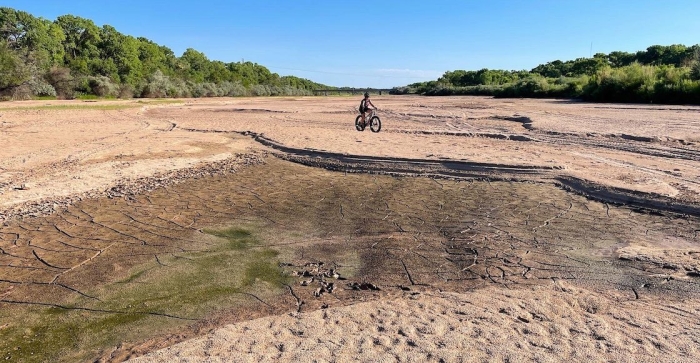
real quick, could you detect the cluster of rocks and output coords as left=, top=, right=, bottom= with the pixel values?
left=289, top=261, right=381, bottom=298
left=291, top=262, right=344, bottom=298
left=0, top=152, right=266, bottom=225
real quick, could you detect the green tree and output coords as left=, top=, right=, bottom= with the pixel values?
left=208, top=60, right=231, bottom=83
left=180, top=48, right=210, bottom=82
left=567, top=57, right=607, bottom=76
left=690, top=47, right=700, bottom=81
left=137, top=37, right=175, bottom=76
left=607, top=51, right=635, bottom=67
left=0, top=8, right=64, bottom=69
left=0, top=6, right=333, bottom=98
left=99, top=25, right=142, bottom=84
left=532, top=60, right=565, bottom=78
left=634, top=45, right=688, bottom=66
left=0, top=41, right=29, bottom=93
left=0, top=7, right=31, bottom=50
left=55, top=15, right=101, bottom=74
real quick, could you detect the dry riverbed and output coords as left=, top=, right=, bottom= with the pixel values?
left=0, top=96, right=698, bottom=362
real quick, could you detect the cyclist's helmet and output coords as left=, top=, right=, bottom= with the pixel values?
left=364, top=92, right=369, bottom=98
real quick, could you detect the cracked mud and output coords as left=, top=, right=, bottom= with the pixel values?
left=2, top=158, right=699, bottom=361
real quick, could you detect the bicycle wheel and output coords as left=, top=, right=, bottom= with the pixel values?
left=355, top=115, right=365, bottom=131
left=369, top=116, right=381, bottom=132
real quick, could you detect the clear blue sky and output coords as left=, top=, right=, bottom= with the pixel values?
left=5, top=0, right=700, bottom=88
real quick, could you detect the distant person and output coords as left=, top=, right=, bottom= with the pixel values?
left=359, top=92, right=376, bottom=127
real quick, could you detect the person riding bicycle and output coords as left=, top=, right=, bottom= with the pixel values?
left=359, top=92, right=376, bottom=127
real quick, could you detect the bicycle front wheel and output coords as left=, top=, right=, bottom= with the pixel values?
left=370, top=116, right=381, bottom=132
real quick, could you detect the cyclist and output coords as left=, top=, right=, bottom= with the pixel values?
left=359, top=92, right=376, bottom=127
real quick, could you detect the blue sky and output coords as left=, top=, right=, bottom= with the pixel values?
left=5, top=0, right=700, bottom=88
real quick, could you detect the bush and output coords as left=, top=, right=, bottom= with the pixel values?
left=46, top=67, right=75, bottom=99
left=494, top=76, right=565, bottom=98
left=389, top=87, right=410, bottom=95
left=190, top=82, right=216, bottom=98
left=220, top=81, right=248, bottom=96
left=689, top=48, right=700, bottom=81
left=11, top=84, right=32, bottom=100
left=118, top=84, right=134, bottom=99
left=169, top=79, right=190, bottom=98
left=142, top=70, right=171, bottom=98
left=691, top=61, right=700, bottom=81
left=0, top=42, right=30, bottom=94
left=88, top=76, right=119, bottom=97
left=287, top=86, right=312, bottom=96
left=28, top=77, right=57, bottom=97
left=578, top=63, right=700, bottom=104
left=189, top=83, right=203, bottom=98
left=250, top=84, right=271, bottom=96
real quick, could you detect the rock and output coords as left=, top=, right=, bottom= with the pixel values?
left=300, top=277, right=314, bottom=286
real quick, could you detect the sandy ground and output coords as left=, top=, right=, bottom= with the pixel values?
left=1, top=96, right=699, bottom=362
left=132, top=283, right=699, bottom=363
left=3, top=96, right=700, bottom=214
left=147, top=96, right=700, bottom=200
left=0, top=100, right=254, bottom=214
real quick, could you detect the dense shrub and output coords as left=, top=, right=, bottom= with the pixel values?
left=11, top=84, right=32, bottom=100
left=45, top=67, right=75, bottom=99
left=220, top=81, right=248, bottom=97
left=28, top=77, right=57, bottom=97
left=691, top=61, right=700, bottom=81
left=579, top=63, right=700, bottom=104
left=407, top=62, right=700, bottom=104
left=0, top=41, right=30, bottom=94
left=141, top=70, right=171, bottom=98
left=87, top=75, right=118, bottom=97
left=194, top=82, right=227, bottom=97
left=250, top=84, right=271, bottom=96
left=118, top=84, right=134, bottom=99
left=682, top=47, right=700, bottom=80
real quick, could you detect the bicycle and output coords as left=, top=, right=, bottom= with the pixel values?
left=355, top=108, right=382, bottom=132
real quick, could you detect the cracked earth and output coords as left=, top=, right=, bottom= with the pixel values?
left=0, top=97, right=699, bottom=362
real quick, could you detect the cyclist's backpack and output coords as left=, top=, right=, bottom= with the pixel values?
left=359, top=99, right=366, bottom=112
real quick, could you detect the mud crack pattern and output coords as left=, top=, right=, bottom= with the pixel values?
left=1, top=158, right=699, bottom=362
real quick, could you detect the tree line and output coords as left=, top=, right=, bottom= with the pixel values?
left=0, top=7, right=331, bottom=100
left=393, top=44, right=700, bottom=104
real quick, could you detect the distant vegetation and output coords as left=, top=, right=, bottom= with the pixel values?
left=393, top=44, right=700, bottom=104
left=0, top=7, right=332, bottom=100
